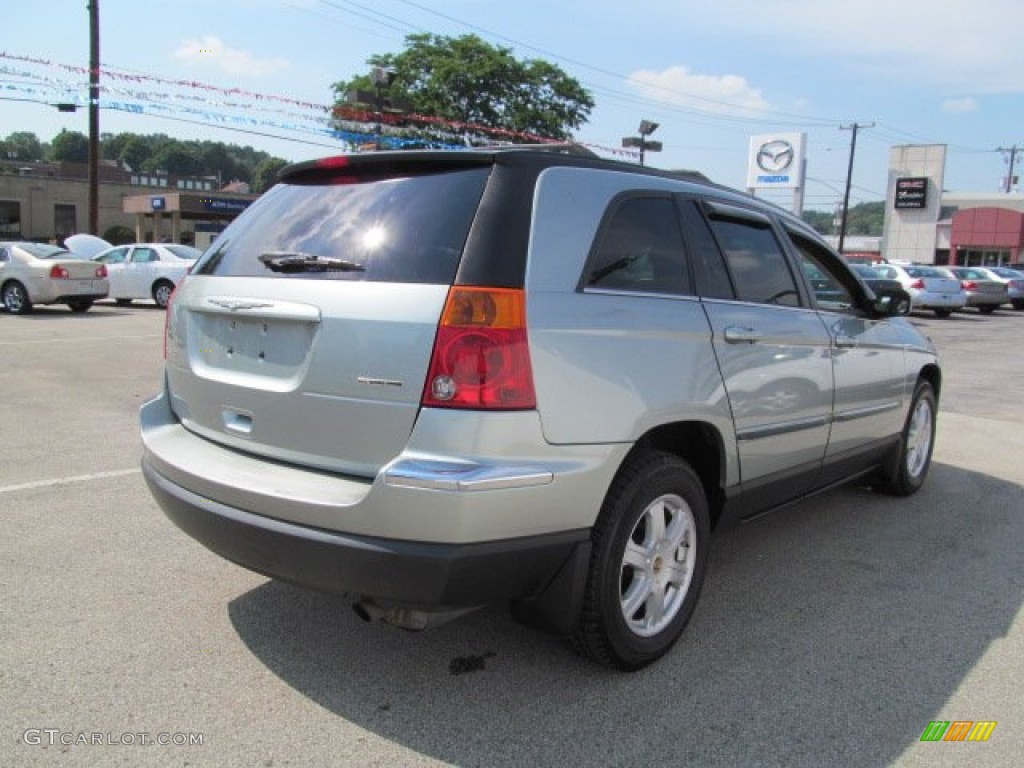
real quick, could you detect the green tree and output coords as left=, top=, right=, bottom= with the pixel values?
left=251, top=157, right=289, bottom=193
left=3, top=131, right=44, bottom=161
left=49, top=130, right=90, bottom=163
left=142, top=141, right=202, bottom=176
left=332, top=33, right=594, bottom=145
left=803, top=201, right=885, bottom=237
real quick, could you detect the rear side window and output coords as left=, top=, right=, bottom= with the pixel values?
left=583, top=195, right=692, bottom=295
left=192, top=168, right=489, bottom=284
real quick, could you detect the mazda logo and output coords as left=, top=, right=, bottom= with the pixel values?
left=756, top=140, right=795, bottom=173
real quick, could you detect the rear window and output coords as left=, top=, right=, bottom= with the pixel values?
left=906, top=267, right=948, bottom=278
left=192, top=168, right=489, bottom=284
left=18, top=243, right=74, bottom=260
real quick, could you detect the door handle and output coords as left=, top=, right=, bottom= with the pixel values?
left=723, top=326, right=762, bottom=344
left=834, top=334, right=857, bottom=348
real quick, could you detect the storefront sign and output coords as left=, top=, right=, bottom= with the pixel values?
left=894, top=177, right=928, bottom=209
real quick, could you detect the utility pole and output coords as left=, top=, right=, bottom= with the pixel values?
left=837, top=122, right=874, bottom=256
left=997, top=146, right=1019, bottom=193
left=88, top=0, right=100, bottom=234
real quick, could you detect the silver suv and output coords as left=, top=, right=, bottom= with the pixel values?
left=141, top=148, right=939, bottom=670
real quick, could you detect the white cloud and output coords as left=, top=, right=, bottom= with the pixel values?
left=942, top=97, right=979, bottom=113
left=172, top=36, right=290, bottom=77
left=628, top=66, right=771, bottom=115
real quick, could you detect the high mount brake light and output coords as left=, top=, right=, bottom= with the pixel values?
left=422, top=287, right=536, bottom=410
left=314, top=156, right=351, bottom=170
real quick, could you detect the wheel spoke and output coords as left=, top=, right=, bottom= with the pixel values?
left=645, top=586, right=667, bottom=628
left=664, top=509, right=692, bottom=551
left=621, top=573, right=651, bottom=620
left=646, top=501, right=667, bottom=541
left=622, top=540, right=649, bottom=570
left=663, top=558, right=690, bottom=588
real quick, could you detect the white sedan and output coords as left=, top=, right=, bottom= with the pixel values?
left=1, top=241, right=109, bottom=314
left=92, top=243, right=201, bottom=308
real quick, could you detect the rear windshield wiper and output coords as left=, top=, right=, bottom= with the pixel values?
left=259, top=251, right=366, bottom=273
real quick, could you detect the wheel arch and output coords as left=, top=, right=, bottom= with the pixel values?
left=918, top=363, right=942, bottom=403
left=627, top=420, right=728, bottom=528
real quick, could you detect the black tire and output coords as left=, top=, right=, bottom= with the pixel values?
left=152, top=280, right=175, bottom=309
left=115, top=298, right=133, bottom=306
left=896, top=297, right=911, bottom=316
left=978, top=304, right=997, bottom=315
left=1012, top=299, right=1024, bottom=311
left=2, top=281, right=32, bottom=314
left=876, top=380, right=937, bottom=497
left=573, top=451, right=710, bottom=671
left=67, top=299, right=93, bottom=313
left=934, top=308, right=953, bottom=318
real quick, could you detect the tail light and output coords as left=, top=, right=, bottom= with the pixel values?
left=910, top=279, right=925, bottom=290
left=49, top=265, right=70, bottom=279
left=422, top=287, right=536, bottom=410
left=960, top=280, right=976, bottom=290
left=95, top=264, right=107, bottom=278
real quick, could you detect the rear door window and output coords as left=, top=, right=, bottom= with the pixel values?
left=703, top=203, right=802, bottom=307
left=192, top=168, right=489, bottom=284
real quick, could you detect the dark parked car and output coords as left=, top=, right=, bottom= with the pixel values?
left=850, top=264, right=911, bottom=314
left=141, top=147, right=938, bottom=670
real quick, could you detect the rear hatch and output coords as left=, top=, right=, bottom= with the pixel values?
left=164, top=154, right=492, bottom=477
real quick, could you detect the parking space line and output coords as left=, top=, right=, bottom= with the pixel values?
left=0, top=468, right=141, bottom=494
left=0, top=334, right=163, bottom=346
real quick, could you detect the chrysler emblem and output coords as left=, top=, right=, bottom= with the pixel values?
left=756, top=140, right=795, bottom=173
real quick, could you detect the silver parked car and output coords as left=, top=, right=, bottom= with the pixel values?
left=1, top=241, right=109, bottom=314
left=942, top=266, right=1008, bottom=313
left=978, top=266, right=1024, bottom=310
left=872, top=263, right=966, bottom=317
left=141, top=148, right=939, bottom=670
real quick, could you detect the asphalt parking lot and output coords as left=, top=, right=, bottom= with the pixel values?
left=2, top=302, right=1022, bottom=767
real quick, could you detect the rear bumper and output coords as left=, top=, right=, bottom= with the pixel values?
left=143, top=458, right=587, bottom=606
left=911, top=291, right=965, bottom=309
left=963, top=293, right=1007, bottom=307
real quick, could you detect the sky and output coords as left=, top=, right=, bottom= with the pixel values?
left=2, top=0, right=1022, bottom=211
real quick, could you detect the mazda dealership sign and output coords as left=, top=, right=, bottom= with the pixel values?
left=747, top=132, right=806, bottom=190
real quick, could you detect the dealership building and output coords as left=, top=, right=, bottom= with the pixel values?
left=883, top=144, right=1024, bottom=267
left=0, top=159, right=257, bottom=248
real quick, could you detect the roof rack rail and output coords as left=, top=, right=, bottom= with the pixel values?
left=471, top=142, right=600, bottom=158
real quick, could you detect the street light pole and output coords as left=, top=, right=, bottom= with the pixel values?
left=87, top=0, right=100, bottom=235
left=622, top=120, right=662, bottom=167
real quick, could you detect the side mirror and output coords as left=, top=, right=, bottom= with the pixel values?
left=869, top=288, right=911, bottom=318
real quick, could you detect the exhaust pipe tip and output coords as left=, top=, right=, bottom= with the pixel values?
left=351, top=599, right=480, bottom=630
